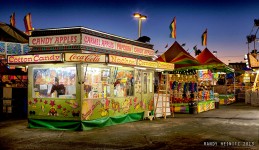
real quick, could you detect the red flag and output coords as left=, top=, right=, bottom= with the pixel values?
left=10, top=12, right=16, bottom=27
left=24, top=13, right=33, bottom=35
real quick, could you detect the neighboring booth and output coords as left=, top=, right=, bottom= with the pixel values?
left=196, top=48, right=235, bottom=106
left=156, top=44, right=235, bottom=114
left=0, top=22, right=29, bottom=119
left=246, top=53, right=259, bottom=106
left=228, top=62, right=253, bottom=102
left=7, top=27, right=174, bottom=130
left=156, top=41, right=215, bottom=114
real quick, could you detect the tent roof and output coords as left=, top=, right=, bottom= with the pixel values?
left=196, top=48, right=225, bottom=65
left=0, top=22, right=28, bottom=43
left=156, top=41, right=200, bottom=68
left=195, top=48, right=234, bottom=73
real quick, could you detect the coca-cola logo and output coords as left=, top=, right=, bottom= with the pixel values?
left=67, top=54, right=102, bottom=62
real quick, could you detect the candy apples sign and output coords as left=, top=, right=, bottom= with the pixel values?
left=29, top=34, right=81, bottom=46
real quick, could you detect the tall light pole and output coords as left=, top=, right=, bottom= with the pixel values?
left=133, top=13, right=147, bottom=38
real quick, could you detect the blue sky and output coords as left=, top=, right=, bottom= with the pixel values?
left=1, top=0, right=259, bottom=64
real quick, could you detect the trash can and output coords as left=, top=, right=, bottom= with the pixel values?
left=188, top=101, right=197, bottom=114
left=214, top=93, right=219, bottom=109
left=215, top=101, right=219, bottom=109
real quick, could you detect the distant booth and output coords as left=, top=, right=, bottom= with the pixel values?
left=0, top=22, right=29, bottom=120
left=155, top=41, right=215, bottom=114
left=155, top=42, right=234, bottom=114
left=196, top=48, right=235, bottom=106
left=246, top=53, right=259, bottom=106
left=7, top=27, right=174, bottom=130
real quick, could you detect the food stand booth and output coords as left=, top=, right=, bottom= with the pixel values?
left=7, top=27, right=174, bottom=130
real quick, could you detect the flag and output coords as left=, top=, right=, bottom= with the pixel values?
left=24, top=13, right=33, bottom=35
left=169, top=17, right=176, bottom=39
left=10, top=12, right=16, bottom=27
left=193, top=45, right=197, bottom=51
left=201, top=29, right=207, bottom=46
left=165, top=44, right=168, bottom=48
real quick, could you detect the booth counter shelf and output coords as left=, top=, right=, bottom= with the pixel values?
left=219, top=94, right=235, bottom=105
left=172, top=100, right=215, bottom=114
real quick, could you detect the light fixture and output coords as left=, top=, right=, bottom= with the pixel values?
left=134, top=66, right=146, bottom=70
left=155, top=69, right=164, bottom=72
left=107, top=64, right=123, bottom=67
left=133, top=13, right=147, bottom=38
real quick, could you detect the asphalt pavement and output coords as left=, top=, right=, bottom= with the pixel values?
left=0, top=102, right=259, bottom=150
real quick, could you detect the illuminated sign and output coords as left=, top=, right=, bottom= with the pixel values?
left=82, top=34, right=154, bottom=57
left=29, top=33, right=154, bottom=57
left=65, top=53, right=106, bottom=62
left=83, top=34, right=115, bottom=49
left=157, top=62, right=174, bottom=70
left=7, top=54, right=62, bottom=63
left=109, top=55, right=137, bottom=65
left=137, top=60, right=157, bottom=68
left=29, top=34, right=81, bottom=46
left=116, top=43, right=132, bottom=53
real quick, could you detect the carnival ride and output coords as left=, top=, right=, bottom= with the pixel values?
left=246, top=19, right=259, bottom=91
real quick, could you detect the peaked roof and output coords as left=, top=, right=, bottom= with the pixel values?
left=156, top=41, right=200, bottom=68
left=196, top=48, right=234, bottom=72
left=196, top=48, right=225, bottom=65
left=0, top=22, right=28, bottom=43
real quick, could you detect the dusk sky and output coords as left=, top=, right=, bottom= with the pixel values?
left=1, top=0, right=259, bottom=64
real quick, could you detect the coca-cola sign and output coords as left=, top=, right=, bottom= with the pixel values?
left=65, top=53, right=106, bottom=62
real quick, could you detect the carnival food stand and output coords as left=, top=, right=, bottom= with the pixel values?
left=7, top=27, right=174, bottom=130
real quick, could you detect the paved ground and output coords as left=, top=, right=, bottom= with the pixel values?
left=0, top=102, right=259, bottom=150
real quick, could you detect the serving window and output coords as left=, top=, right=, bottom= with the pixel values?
left=114, top=67, right=134, bottom=97
left=33, top=66, right=76, bottom=99
left=83, top=67, right=111, bottom=99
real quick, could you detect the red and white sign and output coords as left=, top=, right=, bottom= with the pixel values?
left=82, top=34, right=154, bottom=57
left=29, top=33, right=154, bottom=57
left=109, top=55, right=136, bottom=65
left=7, top=54, right=62, bottom=63
left=65, top=53, right=106, bottom=62
left=83, top=34, right=115, bottom=49
left=29, top=34, right=81, bottom=46
left=116, top=43, right=132, bottom=53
